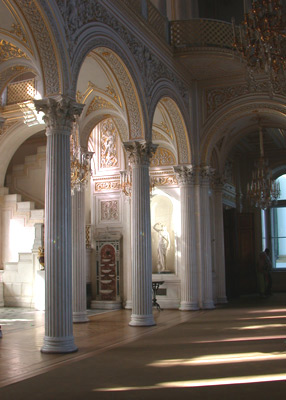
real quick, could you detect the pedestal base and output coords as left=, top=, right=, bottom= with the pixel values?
left=91, top=300, right=122, bottom=310
left=129, top=314, right=156, bottom=326
left=203, top=300, right=215, bottom=309
left=41, top=336, right=78, bottom=354
left=73, top=312, right=89, bottom=323
left=179, top=301, right=199, bottom=311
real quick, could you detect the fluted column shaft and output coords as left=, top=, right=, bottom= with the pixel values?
left=35, top=96, right=84, bottom=353
left=199, top=167, right=215, bottom=309
left=174, top=166, right=199, bottom=310
left=214, top=180, right=227, bottom=304
left=124, top=141, right=157, bottom=326
left=72, top=188, right=88, bottom=322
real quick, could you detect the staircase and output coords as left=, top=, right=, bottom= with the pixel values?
left=6, top=145, right=46, bottom=208
left=1, top=187, right=44, bottom=307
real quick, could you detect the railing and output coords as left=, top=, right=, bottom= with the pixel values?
left=170, top=19, right=235, bottom=52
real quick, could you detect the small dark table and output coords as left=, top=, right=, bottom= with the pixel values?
left=152, top=281, right=164, bottom=311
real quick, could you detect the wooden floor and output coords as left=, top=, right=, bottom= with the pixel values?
left=1, top=295, right=286, bottom=399
left=0, top=307, right=199, bottom=389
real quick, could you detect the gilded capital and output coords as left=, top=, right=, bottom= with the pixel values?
left=34, top=96, right=84, bottom=134
left=199, top=166, right=216, bottom=185
left=123, top=141, right=158, bottom=166
left=173, top=165, right=195, bottom=186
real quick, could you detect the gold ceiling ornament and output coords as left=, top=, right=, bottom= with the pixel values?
left=70, top=118, right=94, bottom=194
left=232, top=0, right=286, bottom=93
left=247, top=124, right=280, bottom=209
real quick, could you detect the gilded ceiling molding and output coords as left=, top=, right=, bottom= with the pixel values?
left=0, top=39, right=29, bottom=62
left=9, top=22, right=28, bottom=44
left=152, top=129, right=168, bottom=142
left=15, top=0, right=60, bottom=95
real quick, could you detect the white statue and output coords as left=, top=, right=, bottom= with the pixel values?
left=153, top=222, right=170, bottom=272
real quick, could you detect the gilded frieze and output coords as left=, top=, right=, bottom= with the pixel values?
left=100, top=119, right=119, bottom=169
left=0, top=40, right=29, bottom=62
left=150, top=147, right=176, bottom=167
left=86, top=96, right=116, bottom=116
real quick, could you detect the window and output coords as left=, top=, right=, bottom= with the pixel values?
left=269, top=175, right=286, bottom=268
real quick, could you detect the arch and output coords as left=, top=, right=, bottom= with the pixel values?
left=149, top=86, right=191, bottom=165
left=0, top=122, right=45, bottom=186
left=200, top=98, right=286, bottom=173
left=71, top=29, right=148, bottom=141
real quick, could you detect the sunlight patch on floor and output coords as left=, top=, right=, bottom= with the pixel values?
left=93, top=373, right=286, bottom=391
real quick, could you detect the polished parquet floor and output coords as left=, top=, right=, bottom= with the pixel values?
left=0, top=294, right=286, bottom=399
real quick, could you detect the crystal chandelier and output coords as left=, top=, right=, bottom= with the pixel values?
left=233, top=0, right=286, bottom=92
left=247, top=125, right=280, bottom=209
left=70, top=120, right=93, bottom=194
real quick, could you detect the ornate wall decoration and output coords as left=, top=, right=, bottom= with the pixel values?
left=206, top=81, right=274, bottom=117
left=0, top=66, right=27, bottom=101
left=150, top=147, right=176, bottom=167
left=10, top=23, right=28, bottom=44
left=105, top=84, right=121, bottom=107
left=100, top=200, right=119, bottom=222
left=55, top=0, right=188, bottom=104
left=162, top=98, right=189, bottom=164
left=0, top=120, right=19, bottom=137
left=100, top=119, right=119, bottom=169
left=96, top=48, right=142, bottom=139
left=151, top=173, right=177, bottom=187
left=86, top=96, right=116, bottom=116
left=0, top=40, right=29, bottom=62
left=15, top=0, right=60, bottom=95
left=113, top=117, right=128, bottom=142
left=152, top=129, right=168, bottom=142
left=94, top=175, right=121, bottom=192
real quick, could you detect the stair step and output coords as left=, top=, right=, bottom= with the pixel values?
left=0, top=187, right=9, bottom=196
left=19, top=253, right=33, bottom=262
left=17, top=201, right=35, bottom=211
left=4, top=194, right=22, bottom=203
left=24, top=154, right=37, bottom=164
left=30, top=209, right=44, bottom=219
left=4, top=263, right=18, bottom=271
left=37, top=146, right=46, bottom=155
left=12, top=164, right=25, bottom=172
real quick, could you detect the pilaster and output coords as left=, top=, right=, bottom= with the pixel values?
left=174, top=165, right=199, bottom=310
left=72, top=188, right=88, bottom=323
left=123, top=141, right=157, bottom=326
left=198, top=166, right=215, bottom=309
left=213, top=177, right=227, bottom=304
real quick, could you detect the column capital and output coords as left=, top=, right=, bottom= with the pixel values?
left=213, top=174, right=226, bottom=192
left=34, top=96, right=84, bottom=133
left=199, top=165, right=215, bottom=185
left=123, top=141, right=158, bottom=166
left=173, top=165, right=195, bottom=186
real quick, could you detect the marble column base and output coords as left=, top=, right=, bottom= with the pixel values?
left=202, top=300, right=215, bottom=310
left=41, top=336, right=78, bottom=354
left=129, top=314, right=155, bottom=327
left=73, top=311, right=89, bottom=323
left=216, top=296, right=228, bottom=304
left=179, top=301, right=199, bottom=311
left=124, top=300, right=132, bottom=309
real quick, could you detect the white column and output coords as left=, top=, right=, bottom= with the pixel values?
left=123, top=141, right=157, bottom=326
left=35, top=96, right=84, bottom=353
left=174, top=165, right=199, bottom=310
left=72, top=188, right=88, bottom=323
left=199, top=166, right=215, bottom=309
left=214, top=178, right=227, bottom=304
